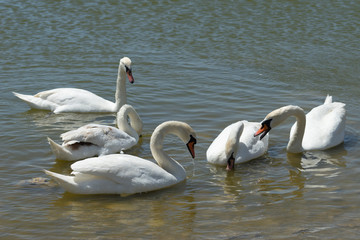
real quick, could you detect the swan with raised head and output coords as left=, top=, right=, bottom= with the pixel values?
left=44, top=121, right=197, bottom=195
left=13, top=57, right=134, bottom=113
left=206, top=120, right=269, bottom=170
left=47, top=104, right=143, bottom=161
left=254, top=95, right=346, bottom=153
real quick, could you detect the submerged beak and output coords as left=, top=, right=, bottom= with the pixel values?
left=226, top=153, right=235, bottom=171
left=254, top=120, right=271, bottom=140
left=186, top=135, right=197, bottom=159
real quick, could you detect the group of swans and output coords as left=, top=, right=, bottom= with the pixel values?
left=207, top=95, right=346, bottom=170
left=45, top=121, right=197, bottom=195
left=13, top=56, right=346, bottom=195
left=15, top=57, right=144, bottom=162
left=13, top=57, right=199, bottom=195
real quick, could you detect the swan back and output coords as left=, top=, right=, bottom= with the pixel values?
left=71, top=155, right=178, bottom=194
left=45, top=154, right=178, bottom=195
left=291, top=96, right=346, bottom=150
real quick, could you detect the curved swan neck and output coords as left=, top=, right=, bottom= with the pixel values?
left=281, top=106, right=306, bottom=153
left=150, top=122, right=188, bottom=181
left=128, top=108, right=143, bottom=136
left=114, top=63, right=127, bottom=111
left=225, top=121, right=244, bottom=158
left=117, top=105, right=141, bottom=140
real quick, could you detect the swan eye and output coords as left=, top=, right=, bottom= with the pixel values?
left=189, top=135, right=197, bottom=144
left=125, top=66, right=131, bottom=73
left=261, top=119, right=272, bottom=128
left=254, top=119, right=272, bottom=139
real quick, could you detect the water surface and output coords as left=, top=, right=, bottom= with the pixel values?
left=1, top=1, right=359, bottom=239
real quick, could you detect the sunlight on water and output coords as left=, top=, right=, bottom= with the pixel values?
left=1, top=0, right=359, bottom=239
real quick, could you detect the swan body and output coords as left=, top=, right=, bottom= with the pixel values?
left=206, top=120, right=269, bottom=170
left=44, top=121, right=197, bottom=195
left=254, top=95, right=346, bottom=153
left=47, top=104, right=142, bottom=161
left=13, top=57, right=134, bottom=113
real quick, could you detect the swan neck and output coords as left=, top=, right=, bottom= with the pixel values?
left=129, top=111, right=143, bottom=136
left=117, top=108, right=139, bottom=141
left=114, top=65, right=127, bottom=111
left=225, top=121, right=244, bottom=158
left=287, top=108, right=306, bottom=153
left=150, top=126, right=186, bottom=181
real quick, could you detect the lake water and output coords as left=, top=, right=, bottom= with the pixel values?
left=1, top=1, right=359, bottom=239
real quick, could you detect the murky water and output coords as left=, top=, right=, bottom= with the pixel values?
left=1, top=1, right=359, bottom=239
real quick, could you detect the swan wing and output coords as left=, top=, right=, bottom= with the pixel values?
left=36, top=88, right=111, bottom=104
left=62, top=124, right=125, bottom=145
left=236, top=121, right=269, bottom=163
left=61, top=124, right=107, bottom=145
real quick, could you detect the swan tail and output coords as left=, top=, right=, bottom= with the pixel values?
left=13, top=91, right=56, bottom=110
left=44, top=169, right=78, bottom=192
left=324, top=94, right=333, bottom=104
left=47, top=137, right=76, bottom=161
left=13, top=92, right=41, bottom=108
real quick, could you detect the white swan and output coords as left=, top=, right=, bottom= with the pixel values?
left=44, top=121, right=197, bottom=195
left=47, top=104, right=143, bottom=161
left=206, top=120, right=269, bottom=170
left=254, top=95, right=346, bottom=153
left=12, top=57, right=134, bottom=114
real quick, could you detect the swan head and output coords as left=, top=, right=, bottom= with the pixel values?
left=254, top=118, right=272, bottom=140
left=153, top=121, right=197, bottom=159
left=173, top=122, right=197, bottom=159
left=186, top=134, right=197, bottom=159
left=254, top=105, right=304, bottom=140
left=120, top=57, right=134, bottom=84
left=226, top=152, right=235, bottom=171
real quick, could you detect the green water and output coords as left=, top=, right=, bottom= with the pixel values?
left=1, top=1, right=359, bottom=239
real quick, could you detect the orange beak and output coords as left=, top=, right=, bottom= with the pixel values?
left=186, top=135, right=197, bottom=158
left=254, top=121, right=271, bottom=140
left=254, top=125, right=268, bottom=136
left=126, top=71, right=134, bottom=84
